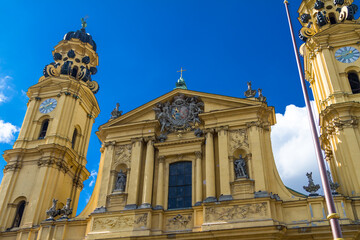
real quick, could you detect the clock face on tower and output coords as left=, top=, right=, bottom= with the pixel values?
left=335, top=46, right=360, bottom=63
left=39, top=98, right=57, bottom=114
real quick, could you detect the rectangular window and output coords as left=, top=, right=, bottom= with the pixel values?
left=168, top=162, right=192, bottom=209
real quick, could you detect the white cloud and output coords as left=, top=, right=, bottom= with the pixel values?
left=0, top=120, right=19, bottom=144
left=88, top=170, right=98, bottom=187
left=0, top=76, right=14, bottom=103
left=85, top=193, right=91, bottom=203
left=271, top=103, right=322, bottom=194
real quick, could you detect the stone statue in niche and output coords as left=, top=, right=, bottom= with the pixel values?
left=234, top=155, right=248, bottom=179
left=114, top=170, right=126, bottom=192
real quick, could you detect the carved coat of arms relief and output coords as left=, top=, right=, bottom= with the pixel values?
left=154, top=94, right=204, bottom=133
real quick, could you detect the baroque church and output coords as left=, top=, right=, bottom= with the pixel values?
left=1, top=0, right=360, bottom=239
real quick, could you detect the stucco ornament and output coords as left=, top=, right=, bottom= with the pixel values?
left=92, top=213, right=148, bottom=231
left=114, top=144, right=132, bottom=168
left=229, top=129, right=249, bottom=154
left=166, top=214, right=192, bottom=230
left=205, top=203, right=267, bottom=222
left=154, top=94, right=204, bottom=133
left=303, top=172, right=320, bottom=196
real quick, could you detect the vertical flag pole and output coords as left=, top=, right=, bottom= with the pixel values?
left=283, top=1, right=343, bottom=239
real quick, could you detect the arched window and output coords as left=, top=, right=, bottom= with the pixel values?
left=38, top=119, right=49, bottom=139
left=71, top=66, right=78, bottom=78
left=329, top=13, right=337, bottom=24
left=168, top=162, right=192, bottom=209
left=348, top=72, right=360, bottom=94
left=71, top=128, right=78, bottom=149
left=12, top=201, right=26, bottom=228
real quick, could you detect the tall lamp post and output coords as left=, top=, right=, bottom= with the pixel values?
left=283, top=1, right=343, bottom=239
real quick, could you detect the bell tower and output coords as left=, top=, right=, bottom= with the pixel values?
left=298, top=0, right=360, bottom=196
left=0, top=22, right=100, bottom=230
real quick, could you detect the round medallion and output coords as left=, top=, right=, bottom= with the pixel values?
left=39, top=98, right=57, bottom=114
left=335, top=46, right=360, bottom=63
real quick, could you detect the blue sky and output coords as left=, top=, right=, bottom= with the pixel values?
left=0, top=0, right=331, bottom=214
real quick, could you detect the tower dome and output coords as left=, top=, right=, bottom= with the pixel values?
left=42, top=19, right=100, bottom=94
left=298, top=0, right=359, bottom=42
left=64, top=28, right=97, bottom=51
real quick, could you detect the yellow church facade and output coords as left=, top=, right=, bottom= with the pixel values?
left=1, top=0, right=360, bottom=239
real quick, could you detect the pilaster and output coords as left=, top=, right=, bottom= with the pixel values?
left=247, top=123, right=267, bottom=193
left=125, top=138, right=144, bottom=210
left=204, top=129, right=216, bottom=203
left=154, top=156, right=165, bottom=210
left=216, top=127, right=232, bottom=201
left=96, top=141, right=115, bottom=208
left=195, top=151, right=203, bottom=206
left=139, top=138, right=155, bottom=209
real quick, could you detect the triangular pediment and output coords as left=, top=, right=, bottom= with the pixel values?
left=101, top=89, right=263, bottom=129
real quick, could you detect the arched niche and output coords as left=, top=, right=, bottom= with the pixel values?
left=231, top=148, right=251, bottom=180
left=113, top=163, right=128, bottom=193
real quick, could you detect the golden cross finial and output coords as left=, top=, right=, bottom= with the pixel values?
left=177, top=67, right=187, bottom=78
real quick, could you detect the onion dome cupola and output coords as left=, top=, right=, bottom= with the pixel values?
left=298, top=0, right=359, bottom=42
left=43, top=18, right=99, bottom=94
